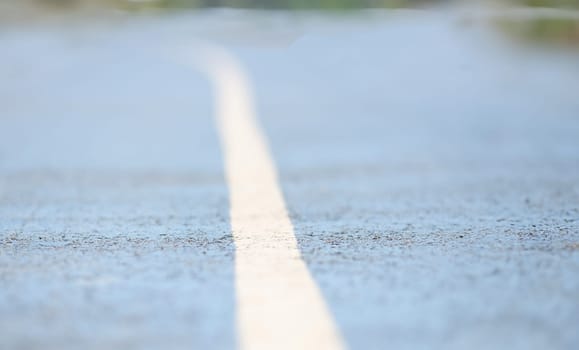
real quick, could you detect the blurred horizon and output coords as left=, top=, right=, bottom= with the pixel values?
left=1, top=0, right=578, bottom=50
left=2, top=0, right=579, bottom=17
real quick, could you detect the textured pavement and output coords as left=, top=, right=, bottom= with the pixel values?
left=1, top=9, right=579, bottom=350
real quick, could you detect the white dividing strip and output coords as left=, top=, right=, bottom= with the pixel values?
left=186, top=46, right=344, bottom=350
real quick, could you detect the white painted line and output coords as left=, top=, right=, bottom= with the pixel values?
left=183, top=46, right=345, bottom=350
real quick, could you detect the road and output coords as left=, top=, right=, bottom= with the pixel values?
left=1, top=9, right=579, bottom=350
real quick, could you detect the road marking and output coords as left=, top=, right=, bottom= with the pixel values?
left=185, top=46, right=345, bottom=350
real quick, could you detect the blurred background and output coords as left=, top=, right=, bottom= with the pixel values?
left=1, top=0, right=578, bottom=171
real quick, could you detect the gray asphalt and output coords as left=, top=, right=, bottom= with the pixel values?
left=1, top=9, right=579, bottom=350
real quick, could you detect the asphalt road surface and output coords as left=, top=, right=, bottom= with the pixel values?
left=1, top=9, right=579, bottom=350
